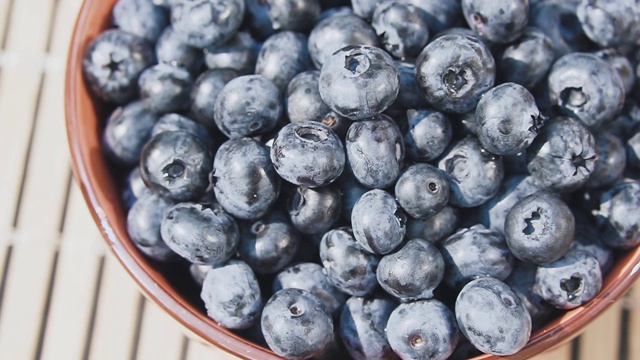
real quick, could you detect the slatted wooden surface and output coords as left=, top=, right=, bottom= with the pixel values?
left=0, top=0, right=636, bottom=359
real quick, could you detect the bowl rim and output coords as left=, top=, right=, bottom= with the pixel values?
left=65, top=1, right=640, bottom=359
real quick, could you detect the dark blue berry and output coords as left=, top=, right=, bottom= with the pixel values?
left=462, top=0, right=529, bottom=44
left=103, top=101, right=159, bottom=167
left=498, top=27, right=555, bottom=89
left=126, top=191, right=176, bottom=261
left=403, top=108, right=452, bottom=162
left=371, top=1, right=430, bottom=60
left=255, top=31, right=313, bottom=92
left=288, top=185, right=341, bottom=235
left=189, top=68, right=238, bottom=129
left=155, top=25, right=203, bottom=74
left=351, top=189, right=406, bottom=255
left=138, top=64, right=193, bottom=114
left=203, top=31, right=259, bottom=75
left=170, top=0, right=245, bottom=48
left=394, top=163, right=449, bottom=219
left=593, top=180, right=640, bottom=250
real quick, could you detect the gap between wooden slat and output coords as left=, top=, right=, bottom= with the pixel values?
left=130, top=295, right=147, bottom=360
left=627, top=285, right=640, bottom=360
left=0, top=0, right=16, bottom=50
left=33, top=250, right=60, bottom=360
left=135, top=300, right=190, bottom=360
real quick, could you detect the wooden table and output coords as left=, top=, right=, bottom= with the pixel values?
left=0, top=0, right=636, bottom=358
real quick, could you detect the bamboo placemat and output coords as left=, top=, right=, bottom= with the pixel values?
left=0, top=0, right=635, bottom=359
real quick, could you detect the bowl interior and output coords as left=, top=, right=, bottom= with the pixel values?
left=65, top=1, right=640, bottom=359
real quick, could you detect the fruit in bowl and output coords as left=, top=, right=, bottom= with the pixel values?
left=66, top=0, right=640, bottom=359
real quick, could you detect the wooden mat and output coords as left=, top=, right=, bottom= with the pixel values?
left=0, top=0, right=636, bottom=359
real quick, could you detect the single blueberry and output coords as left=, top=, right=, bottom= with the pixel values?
left=189, top=263, right=211, bottom=286
left=498, top=27, right=555, bottom=89
left=628, top=131, right=640, bottom=170
left=415, top=34, right=495, bottom=114
left=585, top=131, right=627, bottom=189
left=350, top=0, right=379, bottom=20
left=339, top=295, right=399, bottom=360
left=505, top=192, right=575, bottom=264
left=403, top=108, right=453, bottom=162
left=113, top=0, right=168, bottom=42
left=405, top=205, right=460, bottom=245
left=345, top=115, right=404, bottom=189
left=103, top=101, right=159, bottom=167
left=203, top=31, right=259, bottom=75
left=211, top=138, right=281, bottom=220
left=160, top=202, right=239, bottom=265
left=82, top=29, right=155, bottom=104
left=404, top=0, right=464, bottom=34
left=286, top=70, right=332, bottom=123
left=533, top=249, right=602, bottom=309
left=270, top=121, right=345, bottom=188
left=335, top=166, right=369, bottom=222
left=122, top=166, right=150, bottom=210
left=455, top=277, right=532, bottom=356
left=201, top=260, right=262, bottom=329
left=441, top=224, right=515, bottom=289
left=371, top=1, right=430, bottom=60
left=151, top=113, right=213, bottom=150
left=593, top=180, right=640, bottom=250
left=386, top=299, right=459, bottom=360
left=319, top=227, right=379, bottom=297
left=288, top=185, right=341, bottom=235
left=238, top=211, right=300, bottom=275
left=394, top=163, right=449, bottom=219
left=140, top=131, right=212, bottom=201
left=255, top=31, right=313, bottom=92
left=319, top=45, right=399, bottom=120
left=214, top=74, right=283, bottom=138
left=272, top=262, right=347, bottom=315
left=377, top=238, right=445, bottom=300
left=438, top=136, right=504, bottom=208
left=576, top=0, right=640, bottom=47
left=126, top=192, right=176, bottom=262
left=351, top=189, right=406, bottom=255
left=138, top=64, right=193, bottom=114
left=170, top=0, right=245, bottom=48
left=155, top=25, right=203, bottom=75
left=569, top=211, right=615, bottom=274
left=475, top=82, right=543, bottom=156
left=526, top=116, right=597, bottom=192
left=189, top=68, right=238, bottom=129
left=462, top=0, right=529, bottom=44
left=594, top=48, right=636, bottom=95
left=247, top=0, right=321, bottom=34
left=261, top=288, right=334, bottom=359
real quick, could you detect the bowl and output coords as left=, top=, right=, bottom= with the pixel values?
left=65, top=1, right=640, bottom=359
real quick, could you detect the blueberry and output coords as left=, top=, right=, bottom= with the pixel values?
left=189, top=69, right=238, bottom=129
left=273, top=262, right=347, bottom=315
left=319, top=227, right=380, bottom=297
left=319, top=45, right=399, bottom=120
left=547, top=52, right=624, bottom=129
left=438, top=136, right=505, bottom=208
left=461, top=0, right=529, bottom=44
left=533, top=249, right=602, bottom=309
left=569, top=211, right=615, bottom=274
left=286, top=70, right=332, bottom=123
left=352, top=189, right=406, bottom=255
left=377, top=239, right=445, bottom=300
left=339, top=295, right=399, bottom=360
left=505, top=262, right=554, bottom=330
left=160, top=202, right=239, bottom=265
left=155, top=25, right=203, bottom=74
left=593, top=180, right=640, bottom=250
left=211, top=138, right=281, bottom=220
left=455, top=277, right=532, bottom=356
left=404, top=0, right=464, bottom=34
left=350, top=0, right=380, bottom=20
left=201, top=260, right=262, bottom=329
left=498, top=27, right=555, bottom=89
left=475, top=82, right=543, bottom=156
left=288, top=185, right=341, bottom=235
left=113, top=0, right=168, bottom=42
left=441, top=224, right=515, bottom=289
left=151, top=113, right=213, bottom=149
left=406, top=205, right=460, bottom=245
left=576, top=0, right=640, bottom=47
left=122, top=166, right=150, bottom=210
left=82, top=29, right=155, bottom=104
left=371, top=1, right=430, bottom=60
left=403, top=108, right=453, bottom=162
left=170, top=0, right=245, bottom=48
left=140, top=131, right=212, bottom=201
left=594, top=48, right=636, bottom=95
left=261, top=288, right=334, bottom=359
left=530, top=1, right=595, bottom=57
left=505, top=192, right=575, bottom=264
left=477, top=175, right=541, bottom=233
left=307, top=12, right=379, bottom=68
left=386, top=300, right=459, bottom=360
left=391, top=62, right=429, bottom=111
left=126, top=192, right=176, bottom=261
left=395, top=163, right=449, bottom=219
left=416, top=34, right=495, bottom=114
left=238, top=211, right=300, bottom=275
left=138, top=64, right=193, bottom=114
left=214, top=75, right=283, bottom=138
left=336, top=167, right=369, bottom=222
left=103, top=101, right=159, bottom=167
left=585, top=131, right=627, bottom=189
left=526, top=116, right=596, bottom=192
left=255, top=31, right=313, bottom=92
left=203, top=31, right=259, bottom=75
left=345, top=115, right=403, bottom=189
left=189, top=263, right=211, bottom=286
left=628, top=131, right=640, bottom=170
left=270, top=121, right=345, bottom=187
left=253, top=0, right=321, bottom=33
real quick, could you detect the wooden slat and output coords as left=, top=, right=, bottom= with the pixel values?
left=87, top=255, right=143, bottom=360
left=39, top=184, right=105, bottom=360
left=136, top=300, right=189, bottom=360
left=0, top=0, right=12, bottom=50
left=628, top=285, right=640, bottom=360
left=579, top=300, right=623, bottom=360
left=186, top=337, right=240, bottom=360
left=531, top=341, right=572, bottom=360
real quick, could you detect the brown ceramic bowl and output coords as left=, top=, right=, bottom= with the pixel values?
left=66, top=1, right=640, bottom=359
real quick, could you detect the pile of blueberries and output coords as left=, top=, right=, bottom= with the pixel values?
left=83, top=0, right=640, bottom=358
